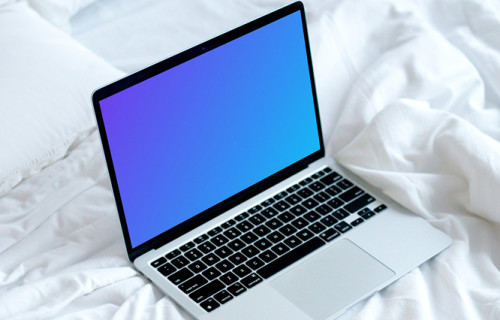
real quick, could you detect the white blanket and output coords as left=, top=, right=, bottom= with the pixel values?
left=1, top=0, right=499, bottom=319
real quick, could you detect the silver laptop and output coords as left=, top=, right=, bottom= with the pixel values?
left=92, top=2, right=452, bottom=319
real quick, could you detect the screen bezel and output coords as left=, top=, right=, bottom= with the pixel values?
left=92, top=1, right=324, bottom=262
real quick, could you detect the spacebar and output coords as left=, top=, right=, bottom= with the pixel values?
left=257, top=237, right=325, bottom=279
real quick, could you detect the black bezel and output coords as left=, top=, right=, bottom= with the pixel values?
left=92, top=1, right=324, bottom=262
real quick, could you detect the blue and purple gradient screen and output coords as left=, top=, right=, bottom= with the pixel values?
left=99, top=11, right=320, bottom=248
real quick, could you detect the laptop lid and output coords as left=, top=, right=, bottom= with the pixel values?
left=92, top=1, right=324, bottom=261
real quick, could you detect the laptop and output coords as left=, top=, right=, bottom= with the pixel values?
left=92, top=2, right=452, bottom=319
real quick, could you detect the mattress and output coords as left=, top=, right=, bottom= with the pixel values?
left=1, top=0, right=499, bottom=319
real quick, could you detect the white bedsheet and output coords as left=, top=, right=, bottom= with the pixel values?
left=1, top=0, right=500, bottom=319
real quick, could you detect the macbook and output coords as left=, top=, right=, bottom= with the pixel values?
left=92, top=2, right=452, bottom=319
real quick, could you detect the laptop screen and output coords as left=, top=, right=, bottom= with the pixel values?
left=98, top=10, right=321, bottom=249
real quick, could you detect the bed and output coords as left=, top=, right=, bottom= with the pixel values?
left=1, top=0, right=499, bottom=319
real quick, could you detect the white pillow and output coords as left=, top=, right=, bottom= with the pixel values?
left=27, top=0, right=97, bottom=32
left=0, top=1, right=124, bottom=196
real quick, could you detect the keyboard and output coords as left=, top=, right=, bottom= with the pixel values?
left=150, top=167, right=387, bottom=312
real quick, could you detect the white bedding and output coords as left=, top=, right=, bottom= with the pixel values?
left=1, top=0, right=500, bottom=319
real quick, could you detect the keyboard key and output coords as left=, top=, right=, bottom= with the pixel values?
left=323, top=167, right=333, bottom=173
left=254, top=225, right=271, bottom=237
left=198, top=241, right=216, bottom=254
left=304, top=211, right=321, bottom=223
left=212, top=235, right=229, bottom=246
left=325, top=186, right=342, bottom=196
left=215, top=260, right=234, bottom=273
left=214, top=246, right=233, bottom=259
left=327, top=198, right=344, bottom=209
left=185, top=248, right=203, bottom=261
left=246, top=257, right=265, bottom=270
left=332, top=208, right=350, bottom=220
left=262, top=207, right=279, bottom=219
left=286, top=184, right=300, bottom=193
left=274, top=191, right=288, bottom=200
left=202, top=253, right=220, bottom=266
left=320, top=215, right=338, bottom=227
left=337, top=179, right=354, bottom=190
left=283, top=235, right=302, bottom=248
left=358, top=208, right=370, bottom=215
left=313, top=192, right=330, bottom=203
left=284, top=194, right=302, bottom=205
left=200, top=297, right=220, bottom=312
left=267, top=231, right=285, bottom=243
left=179, top=274, right=208, bottom=294
left=299, top=177, right=313, bottom=186
left=315, top=203, right=333, bottom=215
left=151, top=257, right=166, bottom=268
left=227, top=239, right=245, bottom=251
left=235, top=212, right=249, bottom=221
left=241, top=245, right=260, bottom=258
left=228, top=252, right=247, bottom=265
left=180, top=242, right=195, bottom=252
left=259, top=250, right=278, bottom=263
left=172, top=256, right=190, bottom=269
left=189, top=279, right=225, bottom=303
left=254, top=238, right=273, bottom=251
left=248, top=205, right=262, bottom=214
left=202, top=267, right=221, bottom=281
left=257, top=237, right=325, bottom=279
left=194, top=234, right=208, bottom=244
left=308, top=222, right=326, bottom=234
left=359, top=209, right=375, bottom=220
left=374, top=204, right=388, bottom=213
left=221, top=219, right=235, bottom=229
left=271, top=243, right=290, bottom=256
left=309, top=181, right=325, bottom=192
left=302, top=198, right=319, bottom=209
left=168, top=268, right=194, bottom=285
left=223, top=227, right=242, bottom=240
left=297, top=188, right=313, bottom=199
left=220, top=272, right=239, bottom=286
left=158, top=263, right=176, bottom=277
left=273, top=200, right=290, bottom=212
left=249, top=213, right=266, bottom=225
left=277, top=212, right=295, bottom=223
left=188, top=261, right=207, bottom=273
left=320, top=172, right=341, bottom=185
left=265, top=218, right=283, bottom=230
left=236, top=221, right=254, bottom=233
left=289, top=204, right=308, bottom=216
left=233, top=264, right=252, bottom=278
left=165, top=249, right=181, bottom=260
left=261, top=198, right=275, bottom=207
left=312, top=171, right=325, bottom=179
left=279, top=224, right=297, bottom=237
left=227, top=282, right=247, bottom=296
left=344, top=194, right=375, bottom=213
left=241, top=231, right=259, bottom=244
left=208, top=226, right=223, bottom=237
left=241, top=273, right=263, bottom=289
left=291, top=217, right=308, bottom=229
left=351, top=218, right=364, bottom=226
left=334, top=221, right=353, bottom=233
left=214, top=290, right=233, bottom=304
left=319, top=228, right=341, bottom=242
left=296, top=229, right=314, bottom=241
left=338, top=186, right=364, bottom=203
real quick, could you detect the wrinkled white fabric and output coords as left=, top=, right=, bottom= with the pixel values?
left=1, top=0, right=499, bottom=319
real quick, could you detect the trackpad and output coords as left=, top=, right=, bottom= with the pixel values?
left=271, top=239, right=394, bottom=320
